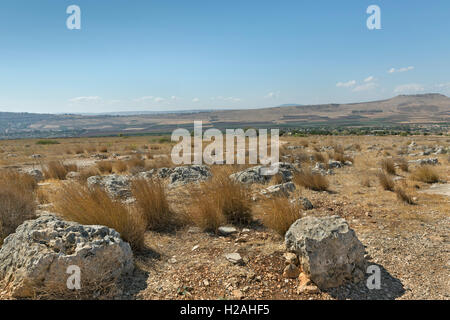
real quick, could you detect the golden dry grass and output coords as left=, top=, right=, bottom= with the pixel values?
left=397, top=158, right=409, bottom=172
left=187, top=168, right=252, bottom=231
left=131, top=179, right=174, bottom=231
left=126, top=156, right=146, bottom=173
left=395, top=186, right=415, bottom=205
left=293, top=169, right=329, bottom=191
left=97, top=161, right=114, bottom=174
left=411, top=166, right=440, bottom=184
left=113, top=160, right=128, bottom=173
left=43, top=161, right=77, bottom=180
left=377, top=171, right=395, bottom=191
left=261, top=197, right=302, bottom=236
left=51, top=183, right=145, bottom=250
left=0, top=170, right=37, bottom=245
left=381, top=158, right=396, bottom=175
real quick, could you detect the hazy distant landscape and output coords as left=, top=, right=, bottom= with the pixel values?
left=1, top=93, right=449, bottom=139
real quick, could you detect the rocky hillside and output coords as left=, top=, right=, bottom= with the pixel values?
left=1, top=94, right=449, bottom=139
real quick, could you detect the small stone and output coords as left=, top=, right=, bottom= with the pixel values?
left=297, top=273, right=320, bottom=294
left=218, top=226, right=238, bottom=236
left=188, top=227, right=202, bottom=233
left=169, top=257, right=177, bottom=264
left=283, top=252, right=298, bottom=265
left=225, top=253, right=243, bottom=265
left=232, top=289, right=244, bottom=300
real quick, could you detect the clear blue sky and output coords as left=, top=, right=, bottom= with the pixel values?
left=0, top=0, right=449, bottom=113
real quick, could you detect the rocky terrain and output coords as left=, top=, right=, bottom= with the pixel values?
left=0, top=135, right=448, bottom=300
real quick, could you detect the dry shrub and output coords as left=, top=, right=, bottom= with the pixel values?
left=377, top=171, right=395, bottom=191
left=85, top=145, right=97, bottom=153
left=97, top=161, right=113, bottom=174
left=73, top=146, right=84, bottom=154
left=98, top=146, right=108, bottom=153
left=294, top=169, right=329, bottom=191
left=78, top=166, right=101, bottom=182
left=411, top=166, right=439, bottom=184
left=333, top=144, right=344, bottom=154
left=51, top=183, right=145, bottom=250
left=131, top=179, right=174, bottom=231
left=126, top=156, right=146, bottom=173
left=0, top=170, right=37, bottom=245
left=187, top=169, right=252, bottom=231
left=43, top=161, right=77, bottom=180
left=147, top=156, right=173, bottom=170
left=361, top=176, right=371, bottom=187
left=113, top=160, right=127, bottom=173
left=262, top=197, right=302, bottom=236
left=299, top=140, right=309, bottom=148
left=292, top=150, right=310, bottom=164
left=395, top=187, right=415, bottom=205
left=0, top=170, right=37, bottom=191
left=333, top=151, right=354, bottom=164
left=397, top=158, right=409, bottom=172
left=313, top=152, right=326, bottom=163
left=381, top=158, right=396, bottom=175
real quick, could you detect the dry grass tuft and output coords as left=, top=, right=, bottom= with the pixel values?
left=395, top=187, right=415, bottom=205
left=313, top=152, right=326, bottom=163
left=97, top=161, right=113, bottom=174
left=78, top=166, right=101, bottom=182
left=0, top=170, right=37, bottom=245
left=262, top=197, right=302, bottom=236
left=126, top=156, right=146, bottom=173
left=381, top=158, right=396, bottom=175
left=411, top=166, right=440, bottom=184
left=98, top=146, right=108, bottom=153
left=361, top=176, right=372, bottom=187
left=51, top=183, right=145, bottom=250
left=293, top=169, right=329, bottom=191
left=43, top=161, right=77, bottom=180
left=332, top=151, right=354, bottom=164
left=396, top=158, right=409, bottom=172
left=113, top=160, right=128, bottom=173
left=187, top=169, right=252, bottom=231
left=131, top=179, right=174, bottom=231
left=377, top=171, right=395, bottom=191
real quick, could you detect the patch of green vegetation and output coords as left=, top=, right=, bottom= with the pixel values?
left=36, top=139, right=60, bottom=145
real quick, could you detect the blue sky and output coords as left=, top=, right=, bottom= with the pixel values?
left=0, top=0, right=449, bottom=113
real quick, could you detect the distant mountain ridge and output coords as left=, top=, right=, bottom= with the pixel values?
left=1, top=93, right=449, bottom=139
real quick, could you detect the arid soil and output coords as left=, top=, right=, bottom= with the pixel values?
left=0, top=135, right=449, bottom=300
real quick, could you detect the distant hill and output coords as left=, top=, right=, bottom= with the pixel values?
left=1, top=94, right=449, bottom=139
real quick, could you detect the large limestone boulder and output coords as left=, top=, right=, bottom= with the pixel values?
left=87, top=174, right=132, bottom=198
left=230, top=162, right=297, bottom=184
left=408, top=158, right=439, bottom=166
left=261, top=182, right=296, bottom=197
left=285, top=215, right=366, bottom=289
left=0, top=214, right=134, bottom=298
left=230, top=166, right=271, bottom=184
left=168, top=165, right=211, bottom=187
